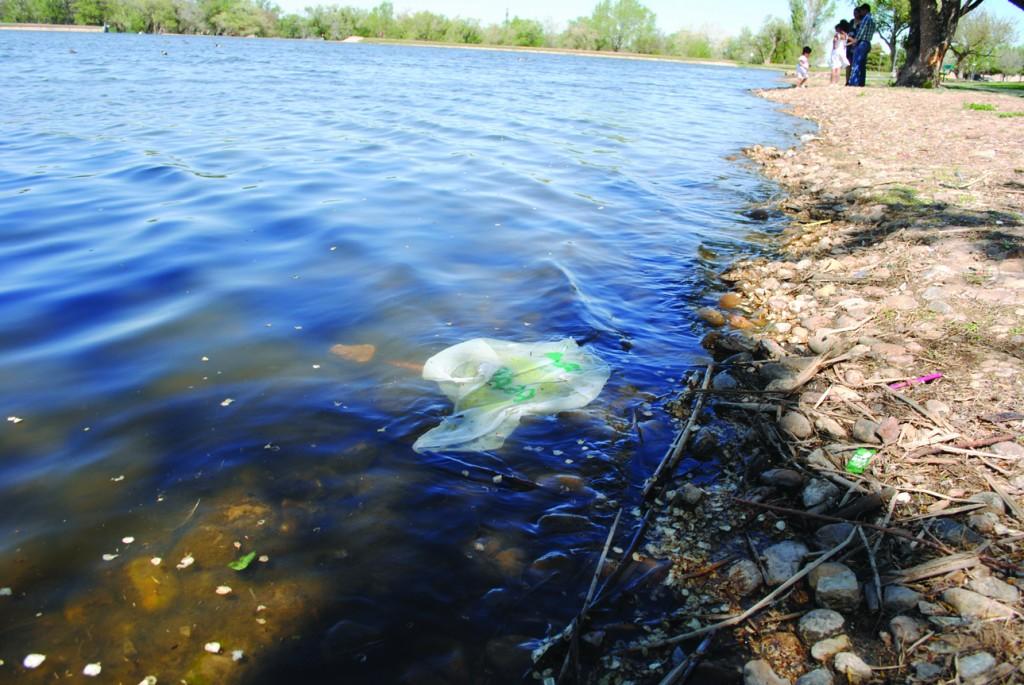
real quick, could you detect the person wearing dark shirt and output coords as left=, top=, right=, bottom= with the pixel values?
left=848, top=3, right=875, bottom=87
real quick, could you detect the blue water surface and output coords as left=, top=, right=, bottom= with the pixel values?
left=0, top=31, right=804, bottom=683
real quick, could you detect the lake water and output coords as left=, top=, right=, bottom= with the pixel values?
left=0, top=32, right=804, bottom=683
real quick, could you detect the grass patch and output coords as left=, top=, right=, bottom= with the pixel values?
left=869, top=185, right=926, bottom=207
left=998, top=111, right=1024, bottom=118
left=964, top=102, right=997, bottom=111
left=946, top=81, right=1024, bottom=97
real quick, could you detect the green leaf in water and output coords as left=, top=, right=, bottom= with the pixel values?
left=228, top=551, right=257, bottom=571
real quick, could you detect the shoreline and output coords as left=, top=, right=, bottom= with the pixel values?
left=540, top=84, right=1024, bottom=683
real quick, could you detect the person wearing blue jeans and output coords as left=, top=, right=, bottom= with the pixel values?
left=848, top=3, right=875, bottom=86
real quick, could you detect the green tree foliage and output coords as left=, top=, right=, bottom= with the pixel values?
left=994, top=45, right=1024, bottom=78
left=585, top=0, right=658, bottom=52
left=789, top=0, right=835, bottom=49
left=950, top=10, right=1017, bottom=77
left=850, top=0, right=910, bottom=73
left=754, top=16, right=798, bottom=64
left=665, top=28, right=713, bottom=58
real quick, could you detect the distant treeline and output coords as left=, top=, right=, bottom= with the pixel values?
left=0, top=0, right=781, bottom=61
left=3, top=0, right=1022, bottom=77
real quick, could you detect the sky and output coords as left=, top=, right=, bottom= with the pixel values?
left=272, top=0, right=1024, bottom=38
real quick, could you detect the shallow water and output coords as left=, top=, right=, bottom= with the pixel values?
left=0, top=32, right=805, bottom=683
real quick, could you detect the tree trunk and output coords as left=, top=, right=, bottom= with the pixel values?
left=897, top=0, right=993, bottom=87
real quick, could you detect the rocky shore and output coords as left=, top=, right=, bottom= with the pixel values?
left=536, top=86, right=1024, bottom=684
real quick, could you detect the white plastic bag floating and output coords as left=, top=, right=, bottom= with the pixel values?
left=413, top=338, right=611, bottom=453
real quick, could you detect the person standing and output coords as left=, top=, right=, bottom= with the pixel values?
left=796, top=46, right=812, bottom=87
left=848, top=3, right=875, bottom=87
left=830, top=21, right=852, bottom=85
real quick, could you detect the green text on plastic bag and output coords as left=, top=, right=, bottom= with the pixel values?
left=413, top=338, right=611, bottom=453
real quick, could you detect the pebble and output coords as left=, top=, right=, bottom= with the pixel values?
left=204, top=642, right=222, bottom=654
left=83, top=662, right=102, bottom=677
left=23, top=654, right=46, bottom=669
left=883, top=585, right=922, bottom=613
left=813, top=416, right=847, bottom=439
left=923, top=399, right=949, bottom=416
left=967, top=512, right=999, bottom=534
left=697, top=307, right=726, bottom=327
left=930, top=519, right=984, bottom=549
left=762, top=541, right=809, bottom=585
left=815, top=564, right=861, bottom=612
left=851, top=418, right=881, bottom=444
left=991, top=441, right=1024, bottom=459
left=798, top=608, right=845, bottom=643
left=779, top=411, right=813, bottom=439
left=795, top=668, right=833, bottom=685
left=942, top=588, right=1015, bottom=620
left=719, top=292, right=743, bottom=308
left=802, top=479, right=840, bottom=510
left=966, top=576, right=1019, bottom=604
left=913, top=661, right=943, bottom=681
left=761, top=468, right=804, bottom=489
left=883, top=294, right=918, bottom=310
left=712, top=372, right=740, bottom=391
left=968, top=492, right=1004, bottom=515
left=810, top=635, right=851, bottom=662
left=670, top=483, right=704, bottom=507
left=833, top=652, right=872, bottom=684
left=743, top=659, right=791, bottom=685
left=727, top=559, right=764, bottom=597
left=808, top=330, right=835, bottom=354
left=813, top=523, right=855, bottom=551
left=176, top=554, right=195, bottom=570
left=215, top=585, right=232, bottom=595
left=958, top=652, right=996, bottom=680
left=889, top=615, right=925, bottom=645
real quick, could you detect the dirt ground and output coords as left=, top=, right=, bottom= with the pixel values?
left=534, top=85, right=1024, bottom=684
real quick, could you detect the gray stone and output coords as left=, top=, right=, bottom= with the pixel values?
left=958, top=652, right=996, bottom=681
left=795, top=668, right=833, bottom=685
left=811, top=635, right=851, bottom=662
left=969, top=492, right=1005, bottom=515
left=761, top=469, right=805, bottom=490
left=712, top=372, right=740, bottom=391
left=803, top=479, right=841, bottom=510
left=727, top=559, right=764, bottom=597
left=780, top=411, right=813, bottom=439
left=816, top=565, right=861, bottom=612
left=883, top=585, right=922, bottom=613
left=808, top=330, right=837, bottom=355
left=798, top=609, right=845, bottom=643
left=670, top=483, right=704, bottom=507
left=930, top=519, right=985, bottom=549
left=814, top=416, right=848, bottom=440
left=809, top=563, right=851, bottom=591
left=743, top=659, right=791, bottom=685
left=762, top=541, right=809, bottom=585
left=759, top=338, right=788, bottom=360
left=966, top=576, right=1020, bottom=604
left=924, top=399, right=950, bottom=416
left=913, top=661, right=943, bottom=681
left=991, top=441, right=1024, bottom=459
left=814, top=523, right=856, bottom=551
left=942, top=588, right=1015, bottom=620
left=851, top=418, right=881, bottom=444
left=833, top=652, right=872, bottom=685
left=692, top=423, right=730, bottom=459
left=889, top=615, right=924, bottom=646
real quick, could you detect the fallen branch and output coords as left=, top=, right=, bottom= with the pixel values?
left=908, top=434, right=1013, bottom=459
left=643, top=364, right=714, bottom=499
left=657, top=632, right=714, bottom=685
left=982, top=472, right=1024, bottom=524
left=621, top=526, right=858, bottom=652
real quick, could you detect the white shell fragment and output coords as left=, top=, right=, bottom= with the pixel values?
left=122, top=536, right=135, bottom=544
left=215, top=585, right=232, bottom=595
left=83, top=662, right=102, bottom=676
left=150, top=557, right=162, bottom=566
left=102, top=553, right=119, bottom=561
left=138, top=676, right=158, bottom=685
left=23, top=653, right=46, bottom=669
left=220, top=398, right=234, bottom=407
left=176, top=554, right=195, bottom=570
left=0, top=587, right=12, bottom=596
left=7, top=416, right=23, bottom=424
left=231, top=650, right=244, bottom=662
left=204, top=642, right=221, bottom=654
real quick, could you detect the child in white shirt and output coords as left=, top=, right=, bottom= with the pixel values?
left=796, top=46, right=812, bottom=88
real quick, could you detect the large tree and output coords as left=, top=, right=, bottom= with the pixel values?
left=897, top=0, right=1023, bottom=86
left=587, top=0, right=657, bottom=52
